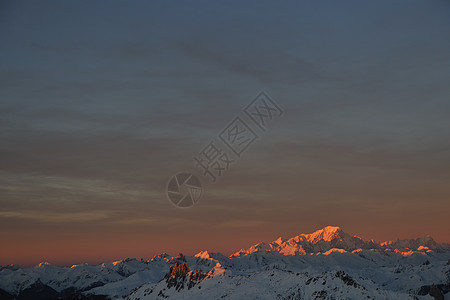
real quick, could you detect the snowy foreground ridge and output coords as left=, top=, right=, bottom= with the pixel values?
left=1, top=226, right=450, bottom=300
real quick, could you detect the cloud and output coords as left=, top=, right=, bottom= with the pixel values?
left=0, top=211, right=110, bottom=222
left=1, top=0, right=450, bottom=266
left=213, top=220, right=271, bottom=229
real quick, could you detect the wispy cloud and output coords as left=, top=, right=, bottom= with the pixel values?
left=0, top=211, right=110, bottom=222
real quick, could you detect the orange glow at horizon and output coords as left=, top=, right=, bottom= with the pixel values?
left=1, top=219, right=449, bottom=267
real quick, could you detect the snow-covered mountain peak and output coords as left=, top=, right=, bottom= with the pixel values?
left=274, top=236, right=284, bottom=245
left=206, top=263, right=230, bottom=277
left=194, top=250, right=211, bottom=260
left=2, top=226, right=450, bottom=300
left=231, top=226, right=370, bottom=257
left=0, top=264, right=20, bottom=271
left=35, top=262, right=51, bottom=268
left=235, top=226, right=435, bottom=259
left=300, top=226, right=344, bottom=243
left=171, top=253, right=187, bottom=262
left=70, top=263, right=88, bottom=268
left=150, top=253, right=171, bottom=262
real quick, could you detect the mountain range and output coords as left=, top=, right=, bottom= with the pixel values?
left=1, top=226, right=449, bottom=299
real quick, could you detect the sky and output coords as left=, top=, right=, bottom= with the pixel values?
left=1, top=0, right=450, bottom=267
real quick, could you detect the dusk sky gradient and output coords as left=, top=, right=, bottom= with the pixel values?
left=1, top=0, right=450, bottom=266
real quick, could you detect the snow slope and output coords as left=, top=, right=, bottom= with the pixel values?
left=1, top=226, right=449, bottom=299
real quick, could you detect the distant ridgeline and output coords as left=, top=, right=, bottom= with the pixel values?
left=1, top=226, right=449, bottom=300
